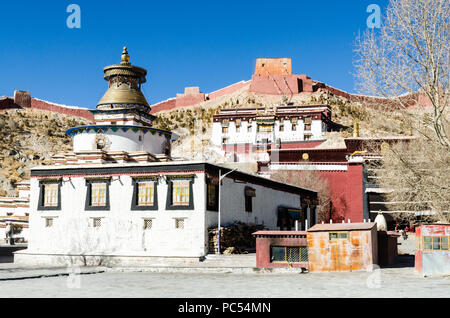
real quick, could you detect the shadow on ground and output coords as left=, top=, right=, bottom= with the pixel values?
left=382, top=254, right=415, bottom=269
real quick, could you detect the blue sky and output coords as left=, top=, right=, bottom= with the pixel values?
left=0, top=0, right=388, bottom=109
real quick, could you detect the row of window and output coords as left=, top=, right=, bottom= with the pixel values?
left=39, top=177, right=195, bottom=211
left=271, top=246, right=309, bottom=263
left=222, top=123, right=311, bottom=134
left=44, top=216, right=186, bottom=230
left=39, top=178, right=255, bottom=212
left=422, top=236, right=449, bottom=251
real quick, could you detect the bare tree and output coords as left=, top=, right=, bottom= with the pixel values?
left=270, top=170, right=331, bottom=222
left=377, top=138, right=449, bottom=222
left=354, top=0, right=450, bottom=223
left=354, top=0, right=449, bottom=146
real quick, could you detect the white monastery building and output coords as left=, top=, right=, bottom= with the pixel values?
left=211, top=104, right=340, bottom=162
left=15, top=48, right=317, bottom=266
left=0, top=181, right=30, bottom=243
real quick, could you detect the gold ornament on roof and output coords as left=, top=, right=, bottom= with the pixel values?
left=121, top=46, right=130, bottom=64
left=97, top=46, right=150, bottom=109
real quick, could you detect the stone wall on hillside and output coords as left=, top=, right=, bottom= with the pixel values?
left=0, top=91, right=94, bottom=121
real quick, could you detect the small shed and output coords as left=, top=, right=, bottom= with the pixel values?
left=415, top=224, right=450, bottom=276
left=306, top=223, right=378, bottom=272
left=253, top=231, right=308, bottom=269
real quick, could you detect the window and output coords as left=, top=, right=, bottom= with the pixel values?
left=131, top=178, right=158, bottom=210
left=85, top=179, right=110, bottom=210
left=279, top=123, right=284, bottom=132
left=91, top=183, right=107, bottom=206
left=247, top=124, right=252, bottom=133
left=44, top=183, right=58, bottom=207
left=175, top=218, right=185, bottom=229
left=258, top=124, right=273, bottom=133
left=304, top=117, right=312, bottom=131
left=207, top=183, right=218, bottom=211
left=143, top=218, right=153, bottom=230
left=235, top=119, right=241, bottom=132
left=222, top=126, right=228, bottom=134
left=138, top=182, right=154, bottom=206
left=271, top=246, right=308, bottom=263
left=304, top=134, right=312, bottom=141
left=166, top=177, right=194, bottom=210
left=173, top=180, right=190, bottom=206
left=45, top=217, right=54, bottom=228
left=423, top=236, right=449, bottom=251
left=292, top=124, right=297, bottom=131
left=222, top=137, right=228, bottom=144
left=329, top=232, right=349, bottom=240
left=244, top=186, right=255, bottom=213
left=92, top=218, right=102, bottom=228
left=38, top=181, right=61, bottom=210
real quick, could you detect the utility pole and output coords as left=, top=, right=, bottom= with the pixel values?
left=217, top=168, right=237, bottom=254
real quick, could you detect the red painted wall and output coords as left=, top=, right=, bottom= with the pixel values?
left=317, top=163, right=365, bottom=223
left=0, top=96, right=93, bottom=121
left=150, top=81, right=250, bottom=114
left=208, top=81, right=249, bottom=100
left=279, top=141, right=324, bottom=149
left=30, top=99, right=94, bottom=121
left=175, top=93, right=205, bottom=107
left=254, top=231, right=308, bottom=268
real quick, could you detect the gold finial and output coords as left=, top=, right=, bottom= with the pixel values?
left=121, top=46, right=130, bottom=64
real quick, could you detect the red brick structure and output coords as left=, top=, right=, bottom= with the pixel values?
left=253, top=58, right=292, bottom=76
left=175, top=87, right=206, bottom=107
left=249, top=58, right=313, bottom=95
left=253, top=230, right=309, bottom=269
left=0, top=91, right=94, bottom=121
left=30, top=98, right=94, bottom=120
left=149, top=81, right=250, bottom=114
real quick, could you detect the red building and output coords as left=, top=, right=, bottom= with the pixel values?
left=253, top=230, right=309, bottom=269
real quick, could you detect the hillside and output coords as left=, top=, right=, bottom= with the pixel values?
left=152, top=84, right=414, bottom=161
left=0, top=85, right=415, bottom=196
left=0, top=108, right=93, bottom=196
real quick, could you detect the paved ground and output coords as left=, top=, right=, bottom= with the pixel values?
left=0, top=256, right=448, bottom=298
left=1, top=238, right=448, bottom=298
left=397, top=233, right=417, bottom=255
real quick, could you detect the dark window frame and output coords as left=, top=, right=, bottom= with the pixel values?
left=131, top=178, right=159, bottom=210
left=166, top=176, right=195, bottom=210
left=37, top=180, right=62, bottom=211
left=85, top=179, right=111, bottom=211
left=244, top=186, right=255, bottom=213
left=206, top=182, right=219, bottom=212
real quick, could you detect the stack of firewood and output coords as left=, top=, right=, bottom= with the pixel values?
left=208, top=221, right=266, bottom=254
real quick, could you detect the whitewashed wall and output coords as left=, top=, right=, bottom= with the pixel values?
left=205, top=176, right=301, bottom=230
left=28, top=174, right=208, bottom=257
left=211, top=119, right=325, bottom=147
left=27, top=167, right=307, bottom=259
left=73, top=130, right=169, bottom=154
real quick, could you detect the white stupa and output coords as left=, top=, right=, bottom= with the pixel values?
left=374, top=211, right=387, bottom=231
left=67, top=47, right=177, bottom=156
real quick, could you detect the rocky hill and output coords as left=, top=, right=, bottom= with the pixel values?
left=151, top=84, right=413, bottom=162
left=0, top=85, right=414, bottom=196
left=0, top=108, right=93, bottom=196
